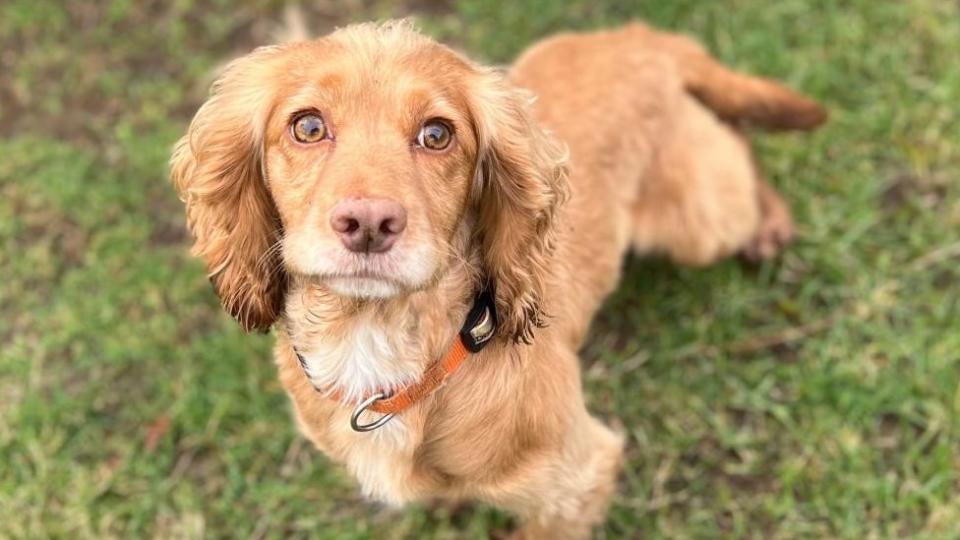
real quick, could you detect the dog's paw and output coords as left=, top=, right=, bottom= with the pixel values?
left=743, top=186, right=795, bottom=262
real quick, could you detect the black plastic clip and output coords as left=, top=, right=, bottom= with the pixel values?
left=459, top=287, right=497, bottom=353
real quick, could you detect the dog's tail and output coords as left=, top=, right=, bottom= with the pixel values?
left=635, top=24, right=827, bottom=131
left=681, top=55, right=827, bottom=131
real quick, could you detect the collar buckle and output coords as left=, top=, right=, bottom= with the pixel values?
left=350, top=392, right=396, bottom=432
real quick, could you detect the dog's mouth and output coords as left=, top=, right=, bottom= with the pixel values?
left=323, top=274, right=405, bottom=299
left=283, top=233, right=439, bottom=299
left=316, top=253, right=418, bottom=298
left=329, top=266, right=395, bottom=279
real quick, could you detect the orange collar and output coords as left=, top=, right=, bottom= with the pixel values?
left=293, top=287, right=497, bottom=432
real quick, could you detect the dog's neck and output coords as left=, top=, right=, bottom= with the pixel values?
left=283, top=256, right=480, bottom=404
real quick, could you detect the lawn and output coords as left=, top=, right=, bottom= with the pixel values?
left=2, top=0, right=959, bottom=538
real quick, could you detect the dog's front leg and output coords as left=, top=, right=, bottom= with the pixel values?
left=495, top=415, right=624, bottom=540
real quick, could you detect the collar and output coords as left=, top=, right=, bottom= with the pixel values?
left=292, top=286, right=497, bottom=432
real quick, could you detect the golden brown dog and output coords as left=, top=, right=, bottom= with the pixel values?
left=171, top=20, right=825, bottom=538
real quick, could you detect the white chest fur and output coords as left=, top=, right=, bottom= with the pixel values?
left=296, top=313, right=423, bottom=404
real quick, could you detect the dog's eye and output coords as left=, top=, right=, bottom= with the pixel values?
left=292, top=113, right=327, bottom=143
left=416, top=120, right=452, bottom=151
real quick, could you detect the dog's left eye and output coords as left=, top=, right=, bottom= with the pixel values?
left=292, top=113, right=327, bottom=143
left=416, top=120, right=452, bottom=151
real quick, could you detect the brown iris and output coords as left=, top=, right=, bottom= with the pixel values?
left=292, top=113, right=327, bottom=143
left=416, top=120, right=452, bottom=150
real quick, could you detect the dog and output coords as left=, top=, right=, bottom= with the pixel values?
left=171, top=20, right=825, bottom=538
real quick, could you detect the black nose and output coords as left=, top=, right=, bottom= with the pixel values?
left=329, top=198, right=408, bottom=254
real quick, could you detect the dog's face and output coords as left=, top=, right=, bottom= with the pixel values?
left=171, top=22, right=568, bottom=341
left=265, top=36, right=478, bottom=299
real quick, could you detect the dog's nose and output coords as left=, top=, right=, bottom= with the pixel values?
left=330, top=198, right=407, bottom=254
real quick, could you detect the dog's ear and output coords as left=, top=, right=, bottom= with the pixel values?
left=170, top=46, right=289, bottom=332
left=468, top=69, right=570, bottom=343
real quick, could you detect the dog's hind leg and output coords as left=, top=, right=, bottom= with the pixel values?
left=742, top=179, right=795, bottom=262
left=630, top=95, right=778, bottom=266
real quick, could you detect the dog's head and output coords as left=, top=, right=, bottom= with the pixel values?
left=171, top=21, right=568, bottom=342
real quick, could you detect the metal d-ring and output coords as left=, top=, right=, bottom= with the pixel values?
left=350, top=392, right=396, bottom=432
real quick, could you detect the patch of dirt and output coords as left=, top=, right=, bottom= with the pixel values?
left=147, top=191, right=190, bottom=247
left=880, top=172, right=949, bottom=212
left=148, top=220, right=189, bottom=247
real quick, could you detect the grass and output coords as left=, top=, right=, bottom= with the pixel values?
left=1, top=0, right=959, bottom=537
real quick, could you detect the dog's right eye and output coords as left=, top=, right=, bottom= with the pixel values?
left=292, top=113, right=327, bottom=143
left=416, top=120, right=453, bottom=151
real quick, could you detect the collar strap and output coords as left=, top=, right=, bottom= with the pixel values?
left=293, top=287, right=497, bottom=418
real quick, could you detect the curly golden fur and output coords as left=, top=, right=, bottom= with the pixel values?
left=171, top=20, right=824, bottom=538
left=170, top=45, right=291, bottom=331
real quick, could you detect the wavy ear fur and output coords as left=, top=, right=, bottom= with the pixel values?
left=170, top=46, right=290, bottom=331
left=469, top=69, right=570, bottom=343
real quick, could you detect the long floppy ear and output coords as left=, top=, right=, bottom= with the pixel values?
left=170, top=46, right=290, bottom=331
left=469, top=68, right=570, bottom=343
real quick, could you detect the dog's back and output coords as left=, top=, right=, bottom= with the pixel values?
left=509, top=23, right=826, bottom=321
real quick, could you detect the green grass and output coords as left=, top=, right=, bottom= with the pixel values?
left=2, top=0, right=959, bottom=538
